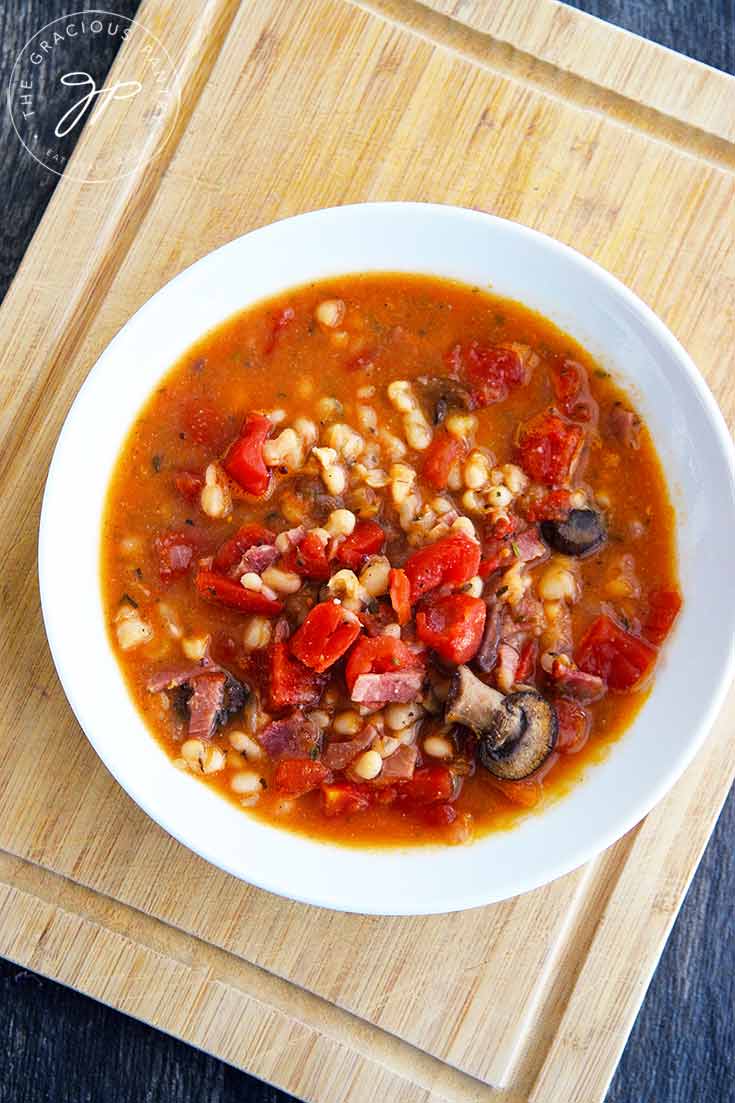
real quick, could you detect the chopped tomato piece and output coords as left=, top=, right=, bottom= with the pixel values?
left=554, top=698, right=591, bottom=754
left=212, top=523, right=275, bottom=574
left=448, top=342, right=526, bottom=407
left=268, top=642, right=325, bottom=710
left=173, top=469, right=204, bottom=503
left=423, top=432, right=466, bottom=491
left=416, top=593, right=486, bottom=665
left=575, top=614, right=657, bottom=691
left=183, top=402, right=227, bottom=448
left=321, top=780, right=370, bottom=817
left=404, top=531, right=480, bottom=602
left=282, top=531, right=331, bottom=581
left=400, top=766, right=454, bottom=805
left=643, top=588, right=682, bottom=645
left=515, top=637, right=538, bottom=683
left=522, top=489, right=573, bottom=523
left=517, top=410, right=584, bottom=486
left=273, top=759, right=331, bottom=798
left=222, top=413, right=272, bottom=497
left=548, top=357, right=598, bottom=424
left=263, top=306, right=295, bottom=354
left=290, top=601, right=362, bottom=673
left=195, top=569, right=283, bottom=615
left=490, top=775, right=542, bottom=808
left=155, top=530, right=199, bottom=582
left=422, top=802, right=458, bottom=827
left=345, top=635, right=424, bottom=695
left=389, top=567, right=411, bottom=626
left=334, top=520, right=385, bottom=571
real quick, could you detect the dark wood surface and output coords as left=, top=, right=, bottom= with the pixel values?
left=1, top=2, right=733, bottom=1101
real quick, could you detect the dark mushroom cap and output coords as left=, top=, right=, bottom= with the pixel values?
left=479, top=690, right=557, bottom=780
left=541, top=509, right=606, bottom=558
left=445, top=665, right=504, bottom=733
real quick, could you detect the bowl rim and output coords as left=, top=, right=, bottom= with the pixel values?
left=38, top=201, right=735, bottom=915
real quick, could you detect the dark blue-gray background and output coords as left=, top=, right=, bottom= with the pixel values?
left=1, top=2, right=732, bottom=1100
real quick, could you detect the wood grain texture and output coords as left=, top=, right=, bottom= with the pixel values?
left=0, top=1, right=733, bottom=1102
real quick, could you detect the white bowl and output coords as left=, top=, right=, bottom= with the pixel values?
left=39, top=203, right=735, bottom=915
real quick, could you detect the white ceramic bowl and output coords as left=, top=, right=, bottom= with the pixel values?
left=39, top=203, right=735, bottom=915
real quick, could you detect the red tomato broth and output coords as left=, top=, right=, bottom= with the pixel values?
left=101, top=273, right=679, bottom=847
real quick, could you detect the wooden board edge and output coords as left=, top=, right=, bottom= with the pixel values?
left=526, top=684, right=735, bottom=1102
left=0, top=850, right=518, bottom=1103
left=0, top=0, right=243, bottom=482
left=411, top=0, right=735, bottom=147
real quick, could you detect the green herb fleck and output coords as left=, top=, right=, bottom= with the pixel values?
left=511, top=540, right=521, bottom=558
left=134, top=567, right=143, bottom=580
left=120, top=592, right=138, bottom=608
left=309, top=746, right=319, bottom=760
left=497, top=585, right=509, bottom=597
left=595, top=369, right=610, bottom=378
left=151, top=454, right=162, bottom=473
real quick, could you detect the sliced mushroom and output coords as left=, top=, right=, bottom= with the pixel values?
left=415, top=376, right=473, bottom=424
left=541, top=509, right=606, bottom=558
left=445, top=665, right=504, bottom=732
left=479, top=691, right=557, bottom=780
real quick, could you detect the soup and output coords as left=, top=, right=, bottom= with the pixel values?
left=101, top=274, right=680, bottom=846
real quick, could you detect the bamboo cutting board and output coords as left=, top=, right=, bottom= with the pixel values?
left=1, top=1, right=734, bottom=1100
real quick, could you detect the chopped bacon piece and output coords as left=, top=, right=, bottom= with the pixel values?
left=259, top=710, right=318, bottom=759
left=473, top=601, right=501, bottom=673
left=494, top=642, right=520, bottom=693
left=323, top=725, right=377, bottom=770
left=282, top=530, right=331, bottom=581
left=549, top=357, right=598, bottom=424
left=380, top=743, right=418, bottom=782
left=345, top=636, right=423, bottom=695
left=549, top=662, right=605, bottom=702
left=187, top=672, right=226, bottom=740
left=554, top=698, right=591, bottom=753
left=608, top=403, right=641, bottom=448
left=512, top=527, right=549, bottom=564
left=155, top=529, right=200, bottom=583
left=264, top=306, right=295, bottom=354
left=212, top=523, right=276, bottom=574
left=517, top=411, right=584, bottom=486
left=351, top=670, right=425, bottom=707
left=146, top=658, right=217, bottom=693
